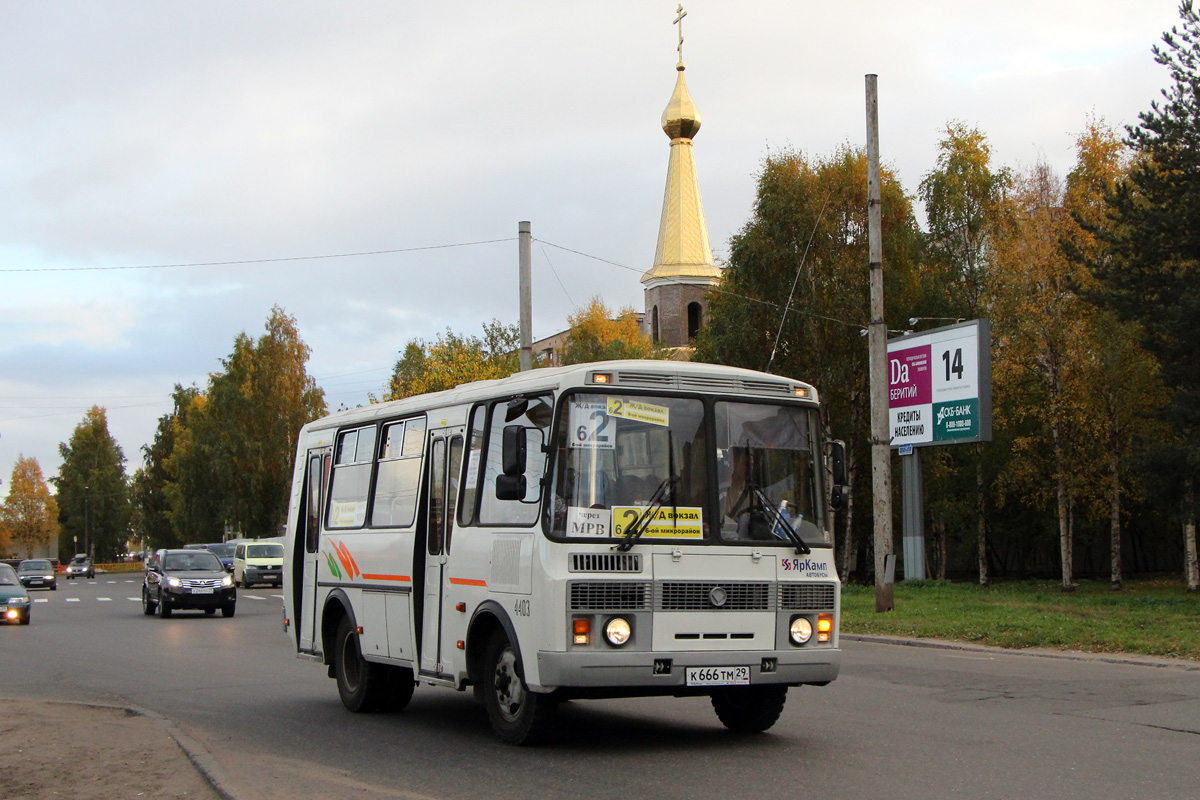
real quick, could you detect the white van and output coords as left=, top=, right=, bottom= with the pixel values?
left=233, top=539, right=284, bottom=588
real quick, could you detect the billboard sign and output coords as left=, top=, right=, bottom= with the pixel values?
left=887, top=319, right=991, bottom=448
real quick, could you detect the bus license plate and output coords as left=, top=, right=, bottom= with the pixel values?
left=686, top=666, right=750, bottom=687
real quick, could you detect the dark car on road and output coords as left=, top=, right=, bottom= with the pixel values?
left=16, top=559, right=57, bottom=591
left=0, top=563, right=32, bottom=624
left=65, top=554, right=95, bottom=579
left=142, top=549, right=236, bottom=618
left=201, top=542, right=236, bottom=573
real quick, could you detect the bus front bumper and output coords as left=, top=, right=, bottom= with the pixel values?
left=533, top=647, right=840, bottom=692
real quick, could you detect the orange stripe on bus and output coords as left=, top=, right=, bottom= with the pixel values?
left=448, top=577, right=488, bottom=587
left=360, top=574, right=411, bottom=582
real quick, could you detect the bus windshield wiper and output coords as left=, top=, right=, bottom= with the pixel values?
left=614, top=475, right=679, bottom=552
left=753, top=487, right=810, bottom=555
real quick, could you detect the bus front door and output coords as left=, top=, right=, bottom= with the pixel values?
left=419, top=431, right=463, bottom=677
left=298, top=448, right=330, bottom=654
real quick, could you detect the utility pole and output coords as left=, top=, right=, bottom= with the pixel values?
left=866, top=74, right=894, bottom=612
left=518, top=221, right=533, bottom=372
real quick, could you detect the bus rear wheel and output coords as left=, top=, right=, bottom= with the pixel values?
left=711, top=685, right=788, bottom=733
left=483, top=629, right=556, bottom=745
left=333, top=616, right=393, bottom=713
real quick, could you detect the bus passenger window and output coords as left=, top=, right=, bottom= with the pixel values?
left=327, top=425, right=375, bottom=529
left=372, top=418, right=424, bottom=528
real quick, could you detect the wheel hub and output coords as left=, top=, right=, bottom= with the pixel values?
left=493, top=647, right=524, bottom=722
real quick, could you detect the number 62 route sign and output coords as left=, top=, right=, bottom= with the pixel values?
left=886, top=319, right=992, bottom=449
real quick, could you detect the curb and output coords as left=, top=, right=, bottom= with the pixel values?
left=842, top=633, right=1200, bottom=671
left=133, top=703, right=245, bottom=800
left=34, top=699, right=245, bottom=800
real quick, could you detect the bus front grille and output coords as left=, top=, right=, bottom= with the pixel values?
left=658, top=582, right=772, bottom=611
left=779, top=582, right=837, bottom=610
left=569, top=553, right=642, bottom=573
left=569, top=581, right=652, bottom=610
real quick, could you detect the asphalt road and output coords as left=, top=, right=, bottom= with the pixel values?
left=5, top=574, right=1199, bottom=800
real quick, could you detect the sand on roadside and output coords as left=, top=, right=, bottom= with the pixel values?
left=0, top=698, right=220, bottom=800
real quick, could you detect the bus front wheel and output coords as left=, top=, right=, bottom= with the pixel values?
left=710, top=685, right=788, bottom=733
left=483, top=629, right=556, bottom=745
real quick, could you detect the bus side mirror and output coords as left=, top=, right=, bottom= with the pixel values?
left=496, top=425, right=528, bottom=501
left=830, top=440, right=846, bottom=485
left=502, top=425, right=526, bottom=476
left=829, top=440, right=847, bottom=511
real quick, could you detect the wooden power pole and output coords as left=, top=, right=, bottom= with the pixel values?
left=865, top=75, right=894, bottom=612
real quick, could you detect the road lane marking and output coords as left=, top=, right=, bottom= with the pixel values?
left=65, top=598, right=80, bottom=603
left=246, top=595, right=267, bottom=601
left=97, top=598, right=112, bottom=602
left=34, top=599, right=49, bottom=603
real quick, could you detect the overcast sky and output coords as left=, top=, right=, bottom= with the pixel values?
left=0, top=0, right=1184, bottom=491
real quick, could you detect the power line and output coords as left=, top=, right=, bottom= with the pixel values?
left=0, top=238, right=517, bottom=274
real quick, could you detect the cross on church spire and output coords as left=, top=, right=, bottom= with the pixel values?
left=674, top=4, right=687, bottom=67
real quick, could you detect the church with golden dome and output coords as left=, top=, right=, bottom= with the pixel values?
left=642, top=4, right=721, bottom=350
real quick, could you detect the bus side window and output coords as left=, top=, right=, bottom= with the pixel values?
left=372, top=417, right=424, bottom=528
left=476, top=394, right=551, bottom=527
left=458, top=407, right=486, bottom=527
left=326, top=425, right=376, bottom=529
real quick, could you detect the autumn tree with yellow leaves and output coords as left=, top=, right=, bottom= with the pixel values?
left=387, top=320, right=520, bottom=400
left=1, top=455, right=61, bottom=559
left=558, top=297, right=661, bottom=365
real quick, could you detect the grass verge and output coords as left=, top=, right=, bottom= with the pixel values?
left=841, top=577, right=1200, bottom=660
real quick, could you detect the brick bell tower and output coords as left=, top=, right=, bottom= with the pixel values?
left=641, top=5, right=721, bottom=351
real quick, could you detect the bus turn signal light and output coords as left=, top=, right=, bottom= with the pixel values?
left=817, top=614, right=833, bottom=643
left=573, top=618, right=590, bottom=645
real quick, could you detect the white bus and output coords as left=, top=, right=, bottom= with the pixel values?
left=282, top=359, right=845, bottom=744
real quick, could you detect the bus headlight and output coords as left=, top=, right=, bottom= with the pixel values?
left=789, top=616, right=813, bottom=645
left=604, top=617, right=632, bottom=647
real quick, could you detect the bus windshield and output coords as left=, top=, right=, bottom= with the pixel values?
left=547, top=392, right=829, bottom=546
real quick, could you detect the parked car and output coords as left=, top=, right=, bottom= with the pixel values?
left=16, top=559, right=57, bottom=591
left=65, top=554, right=95, bottom=579
left=142, top=549, right=236, bottom=618
left=0, top=564, right=32, bottom=624
left=201, top=542, right=236, bottom=573
left=233, top=540, right=284, bottom=588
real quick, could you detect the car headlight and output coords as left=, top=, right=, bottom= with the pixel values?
left=790, top=616, right=813, bottom=645
left=603, top=617, right=632, bottom=647
left=166, top=577, right=182, bottom=588
left=221, top=575, right=233, bottom=587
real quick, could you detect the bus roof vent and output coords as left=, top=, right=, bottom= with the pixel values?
left=614, top=370, right=798, bottom=398
left=569, top=553, right=642, bottom=573
left=613, top=371, right=676, bottom=389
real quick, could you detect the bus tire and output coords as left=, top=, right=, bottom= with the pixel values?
left=711, top=685, right=788, bottom=733
left=334, top=616, right=386, bottom=712
left=380, top=666, right=416, bottom=712
left=483, top=628, right=556, bottom=745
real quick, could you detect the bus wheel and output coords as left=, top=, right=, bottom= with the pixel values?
left=711, top=685, right=788, bottom=733
left=381, top=666, right=416, bottom=712
left=334, top=616, right=386, bottom=712
left=483, top=629, right=556, bottom=745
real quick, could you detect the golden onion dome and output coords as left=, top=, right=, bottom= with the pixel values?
left=661, top=64, right=702, bottom=140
